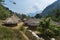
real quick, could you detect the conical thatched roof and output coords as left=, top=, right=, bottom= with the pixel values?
left=3, top=14, right=21, bottom=24
left=24, top=19, right=40, bottom=26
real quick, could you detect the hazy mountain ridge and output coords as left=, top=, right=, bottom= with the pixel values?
left=27, top=10, right=42, bottom=17
left=41, top=0, right=60, bottom=16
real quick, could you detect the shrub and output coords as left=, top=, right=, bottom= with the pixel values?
left=38, top=18, right=60, bottom=40
left=19, top=26, right=25, bottom=31
left=0, top=26, right=23, bottom=40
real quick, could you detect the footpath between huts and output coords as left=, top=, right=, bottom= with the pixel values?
left=11, top=22, right=24, bottom=29
left=10, top=22, right=30, bottom=40
left=1, top=21, right=41, bottom=40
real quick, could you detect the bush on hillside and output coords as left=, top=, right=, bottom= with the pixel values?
left=38, top=18, right=60, bottom=40
left=0, top=26, right=23, bottom=40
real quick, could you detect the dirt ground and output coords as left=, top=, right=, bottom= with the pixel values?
left=11, top=22, right=24, bottom=29
left=0, top=20, right=40, bottom=40
left=20, top=31, right=29, bottom=40
left=11, top=22, right=29, bottom=40
left=0, top=20, right=3, bottom=26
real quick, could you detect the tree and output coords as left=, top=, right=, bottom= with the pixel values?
left=53, top=8, right=60, bottom=18
left=38, top=18, right=60, bottom=40
left=51, top=7, right=60, bottom=22
left=35, top=14, right=42, bottom=18
left=0, top=0, right=4, bottom=2
left=21, top=14, right=27, bottom=20
left=0, top=3, right=13, bottom=20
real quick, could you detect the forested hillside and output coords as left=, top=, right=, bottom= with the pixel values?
left=41, top=0, right=60, bottom=22
left=41, top=0, right=60, bottom=16
left=0, top=0, right=12, bottom=20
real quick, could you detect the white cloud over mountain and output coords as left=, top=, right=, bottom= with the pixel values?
left=4, top=0, right=57, bottom=15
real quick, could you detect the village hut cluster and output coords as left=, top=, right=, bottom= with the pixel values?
left=3, top=14, right=40, bottom=28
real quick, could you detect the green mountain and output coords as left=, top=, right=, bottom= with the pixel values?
left=41, top=0, right=60, bottom=22
left=41, top=0, right=60, bottom=17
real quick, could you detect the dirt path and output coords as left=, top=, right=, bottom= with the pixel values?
left=0, top=20, right=3, bottom=26
left=11, top=22, right=29, bottom=40
left=11, top=22, right=24, bottom=29
left=20, top=31, right=29, bottom=40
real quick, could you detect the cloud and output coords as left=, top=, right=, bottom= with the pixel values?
left=33, top=3, right=41, bottom=10
left=4, top=0, right=57, bottom=14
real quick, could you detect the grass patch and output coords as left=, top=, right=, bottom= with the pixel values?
left=0, top=26, right=23, bottom=40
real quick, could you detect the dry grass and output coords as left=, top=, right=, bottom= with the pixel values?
left=0, top=20, right=30, bottom=40
left=0, top=20, right=3, bottom=26
left=0, top=26, right=23, bottom=40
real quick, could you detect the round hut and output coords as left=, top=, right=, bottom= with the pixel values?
left=24, top=19, right=40, bottom=30
left=3, top=14, right=21, bottom=26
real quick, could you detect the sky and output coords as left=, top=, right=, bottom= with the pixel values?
left=4, top=0, right=57, bottom=14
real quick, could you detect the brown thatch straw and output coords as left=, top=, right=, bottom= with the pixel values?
left=3, top=14, right=21, bottom=24
left=24, top=19, right=40, bottom=26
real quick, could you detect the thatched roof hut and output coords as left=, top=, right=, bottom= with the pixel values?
left=24, top=19, right=40, bottom=27
left=3, top=14, right=21, bottom=25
